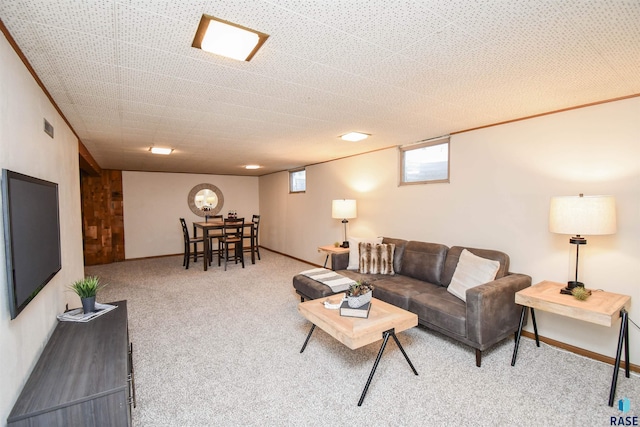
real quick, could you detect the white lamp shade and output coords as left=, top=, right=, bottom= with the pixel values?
left=332, top=199, right=357, bottom=219
left=549, top=195, right=616, bottom=235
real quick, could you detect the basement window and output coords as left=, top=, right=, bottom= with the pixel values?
left=289, top=168, right=306, bottom=193
left=399, top=136, right=450, bottom=185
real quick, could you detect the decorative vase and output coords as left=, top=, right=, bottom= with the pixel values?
left=346, top=291, right=372, bottom=308
left=81, top=296, right=96, bottom=314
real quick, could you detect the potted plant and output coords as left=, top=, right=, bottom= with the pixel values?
left=68, top=276, right=105, bottom=314
left=345, top=281, right=374, bottom=308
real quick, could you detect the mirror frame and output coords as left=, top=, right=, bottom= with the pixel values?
left=188, top=183, right=224, bottom=217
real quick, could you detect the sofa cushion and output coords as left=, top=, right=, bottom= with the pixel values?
left=400, top=241, right=448, bottom=285
left=347, top=236, right=382, bottom=270
left=334, top=269, right=382, bottom=284
left=447, top=249, right=500, bottom=302
left=441, top=246, right=510, bottom=287
left=371, top=275, right=435, bottom=310
left=409, top=288, right=467, bottom=338
left=359, top=242, right=395, bottom=275
left=381, top=237, right=408, bottom=274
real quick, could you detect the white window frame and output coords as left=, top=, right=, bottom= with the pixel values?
left=289, top=168, right=306, bottom=193
left=399, top=136, right=450, bottom=185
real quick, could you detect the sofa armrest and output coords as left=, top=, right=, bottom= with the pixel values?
left=331, top=252, right=349, bottom=271
left=465, top=273, right=532, bottom=350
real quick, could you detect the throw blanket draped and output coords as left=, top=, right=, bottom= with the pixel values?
left=299, top=268, right=355, bottom=292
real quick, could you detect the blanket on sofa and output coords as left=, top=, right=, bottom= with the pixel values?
left=299, top=268, right=354, bottom=292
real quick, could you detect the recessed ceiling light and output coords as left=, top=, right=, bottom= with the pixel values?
left=192, top=14, right=269, bottom=62
left=149, top=147, right=173, bottom=155
left=245, top=165, right=261, bottom=169
left=340, top=132, right=370, bottom=142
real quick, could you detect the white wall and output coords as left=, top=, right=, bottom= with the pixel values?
left=259, top=97, right=640, bottom=363
left=122, top=171, right=259, bottom=258
left=0, top=35, right=85, bottom=422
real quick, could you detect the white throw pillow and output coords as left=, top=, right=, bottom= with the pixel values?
left=347, top=236, right=383, bottom=270
left=447, top=249, right=500, bottom=302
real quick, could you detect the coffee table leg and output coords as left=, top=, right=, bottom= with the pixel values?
left=300, top=324, right=316, bottom=353
left=358, top=330, right=391, bottom=406
left=357, top=328, right=416, bottom=406
left=390, top=331, right=419, bottom=376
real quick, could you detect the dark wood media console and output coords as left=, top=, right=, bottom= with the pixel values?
left=8, top=300, right=135, bottom=426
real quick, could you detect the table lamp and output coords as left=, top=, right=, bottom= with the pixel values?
left=332, top=199, right=357, bottom=248
left=549, top=194, right=616, bottom=294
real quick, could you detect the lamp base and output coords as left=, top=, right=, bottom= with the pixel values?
left=340, top=241, right=349, bottom=248
left=560, top=281, right=585, bottom=295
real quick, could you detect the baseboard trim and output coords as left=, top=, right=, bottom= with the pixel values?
left=123, top=246, right=272, bottom=263
left=521, top=331, right=639, bottom=373
left=260, top=246, right=320, bottom=267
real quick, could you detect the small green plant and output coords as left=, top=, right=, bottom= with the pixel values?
left=68, top=276, right=105, bottom=298
left=346, top=281, right=374, bottom=297
left=571, top=286, right=590, bottom=301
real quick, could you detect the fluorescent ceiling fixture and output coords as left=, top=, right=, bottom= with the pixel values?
left=149, top=147, right=173, bottom=155
left=340, top=132, right=370, bottom=142
left=245, top=165, right=261, bottom=169
left=192, top=14, right=269, bottom=62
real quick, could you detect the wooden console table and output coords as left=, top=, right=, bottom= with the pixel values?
left=510, top=281, right=630, bottom=407
left=8, top=301, right=135, bottom=426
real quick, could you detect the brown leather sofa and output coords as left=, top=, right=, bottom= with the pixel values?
left=292, top=237, right=531, bottom=366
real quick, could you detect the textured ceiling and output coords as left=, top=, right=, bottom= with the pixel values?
left=1, top=0, right=639, bottom=176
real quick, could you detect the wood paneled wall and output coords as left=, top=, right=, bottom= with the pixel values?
left=81, top=170, right=125, bottom=265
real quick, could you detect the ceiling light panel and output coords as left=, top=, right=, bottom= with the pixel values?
left=192, top=15, right=269, bottom=61
left=202, top=21, right=259, bottom=60
left=150, top=147, right=173, bottom=155
left=341, top=132, right=370, bottom=142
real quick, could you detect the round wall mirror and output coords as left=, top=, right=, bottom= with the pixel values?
left=188, top=183, right=224, bottom=217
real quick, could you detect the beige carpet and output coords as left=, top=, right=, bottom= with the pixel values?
left=86, top=250, right=639, bottom=426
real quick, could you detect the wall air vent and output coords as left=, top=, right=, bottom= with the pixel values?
left=43, top=119, right=54, bottom=138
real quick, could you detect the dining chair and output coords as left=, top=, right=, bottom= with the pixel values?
left=206, top=214, right=224, bottom=265
left=180, top=218, right=204, bottom=269
left=243, top=214, right=261, bottom=261
left=217, top=217, right=245, bottom=270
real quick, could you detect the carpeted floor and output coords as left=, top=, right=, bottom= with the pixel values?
left=85, top=250, right=639, bottom=426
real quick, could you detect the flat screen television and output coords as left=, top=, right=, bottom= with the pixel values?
left=2, top=169, right=61, bottom=319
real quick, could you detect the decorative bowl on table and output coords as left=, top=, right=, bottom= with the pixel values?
left=345, top=281, right=374, bottom=308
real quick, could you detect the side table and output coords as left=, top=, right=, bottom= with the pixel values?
left=511, top=280, right=631, bottom=406
left=317, top=244, right=349, bottom=268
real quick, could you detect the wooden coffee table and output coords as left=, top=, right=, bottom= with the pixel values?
left=298, top=294, right=418, bottom=406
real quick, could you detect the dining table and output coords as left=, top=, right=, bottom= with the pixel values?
left=193, top=220, right=256, bottom=271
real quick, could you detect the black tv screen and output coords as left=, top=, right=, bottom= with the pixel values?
left=2, top=169, right=61, bottom=319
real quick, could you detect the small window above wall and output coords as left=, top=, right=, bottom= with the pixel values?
left=289, top=168, right=306, bottom=193
left=399, top=135, right=450, bottom=185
